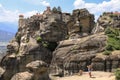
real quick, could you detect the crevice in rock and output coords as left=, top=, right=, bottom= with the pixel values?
left=104, top=60, right=107, bottom=72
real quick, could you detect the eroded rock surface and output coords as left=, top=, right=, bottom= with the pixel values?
left=0, top=7, right=120, bottom=80
left=49, top=32, right=120, bottom=76
left=92, top=12, right=120, bottom=34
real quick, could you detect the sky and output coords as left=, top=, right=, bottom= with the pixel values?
left=0, top=0, right=120, bottom=32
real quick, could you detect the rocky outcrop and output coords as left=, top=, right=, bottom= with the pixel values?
left=92, top=12, right=120, bottom=34
left=1, top=7, right=120, bottom=80
left=67, top=8, right=95, bottom=39
left=26, top=60, right=50, bottom=80
left=0, top=36, right=52, bottom=80
left=92, top=50, right=120, bottom=72
left=11, top=60, right=50, bottom=80
left=50, top=33, right=107, bottom=76
left=0, top=67, right=4, bottom=77
left=11, top=72, right=33, bottom=80
left=0, top=7, right=67, bottom=80
left=50, top=31, right=120, bottom=76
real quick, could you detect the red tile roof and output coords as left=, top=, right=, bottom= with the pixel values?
left=19, top=14, right=24, bottom=17
left=114, top=12, right=120, bottom=15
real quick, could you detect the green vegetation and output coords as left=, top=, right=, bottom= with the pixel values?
left=104, top=27, right=120, bottom=55
left=42, top=41, right=49, bottom=48
left=36, top=36, right=42, bottom=43
left=36, top=36, right=58, bottom=51
left=52, top=7, right=58, bottom=13
left=115, top=68, right=120, bottom=80
left=57, top=6, right=62, bottom=13
left=52, top=6, right=62, bottom=13
left=103, top=50, right=111, bottom=55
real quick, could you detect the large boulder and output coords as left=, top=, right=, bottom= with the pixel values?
left=50, top=32, right=120, bottom=76
left=11, top=60, right=50, bottom=80
left=11, top=72, right=33, bottom=80
left=92, top=50, right=120, bottom=72
left=67, top=8, right=95, bottom=39
left=0, top=67, right=4, bottom=77
left=0, top=37, right=52, bottom=80
left=26, top=60, right=50, bottom=80
left=50, top=33, right=107, bottom=75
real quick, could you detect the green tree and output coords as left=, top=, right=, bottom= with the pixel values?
left=52, top=7, right=57, bottom=13
left=57, top=6, right=62, bottom=13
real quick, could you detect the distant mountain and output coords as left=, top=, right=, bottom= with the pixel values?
left=0, top=22, right=18, bottom=33
left=0, top=29, right=15, bottom=60
left=0, top=29, right=15, bottom=42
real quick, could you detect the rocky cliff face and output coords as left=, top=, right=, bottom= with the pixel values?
left=92, top=12, right=120, bottom=33
left=0, top=7, right=120, bottom=80
left=50, top=33, right=107, bottom=75
left=49, top=32, right=120, bottom=76
left=67, top=8, right=95, bottom=39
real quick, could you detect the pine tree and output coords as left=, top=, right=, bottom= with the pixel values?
left=52, top=7, right=57, bottom=13
left=57, top=6, right=62, bottom=13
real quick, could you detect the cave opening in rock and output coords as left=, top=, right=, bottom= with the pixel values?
left=46, top=42, right=58, bottom=52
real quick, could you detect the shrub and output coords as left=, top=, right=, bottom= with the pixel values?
left=115, top=68, right=120, bottom=80
left=103, top=50, right=111, bottom=55
left=106, top=44, right=115, bottom=51
left=42, top=41, right=48, bottom=48
left=104, top=27, right=120, bottom=55
left=52, top=7, right=58, bottom=13
left=36, top=36, right=42, bottom=43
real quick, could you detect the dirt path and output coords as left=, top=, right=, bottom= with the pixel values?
left=56, top=71, right=115, bottom=80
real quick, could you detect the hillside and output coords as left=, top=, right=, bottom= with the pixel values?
left=0, top=29, right=15, bottom=42
left=0, top=22, right=17, bottom=33
left=0, top=30, right=15, bottom=61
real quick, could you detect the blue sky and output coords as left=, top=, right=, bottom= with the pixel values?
left=0, top=0, right=120, bottom=33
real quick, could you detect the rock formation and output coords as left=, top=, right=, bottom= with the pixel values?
left=92, top=12, right=120, bottom=33
left=49, top=32, right=120, bottom=76
left=49, top=33, right=107, bottom=76
left=0, top=7, right=120, bottom=80
left=67, top=8, right=95, bottom=39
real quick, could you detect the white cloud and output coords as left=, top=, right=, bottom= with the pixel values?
left=21, top=11, right=38, bottom=18
left=0, top=4, right=2, bottom=7
left=40, top=0, right=50, bottom=6
left=0, top=4, right=39, bottom=23
left=73, top=0, right=120, bottom=20
left=24, top=0, right=50, bottom=6
left=0, top=4, right=19, bottom=22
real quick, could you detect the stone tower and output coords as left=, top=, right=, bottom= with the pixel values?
left=19, top=14, right=24, bottom=28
